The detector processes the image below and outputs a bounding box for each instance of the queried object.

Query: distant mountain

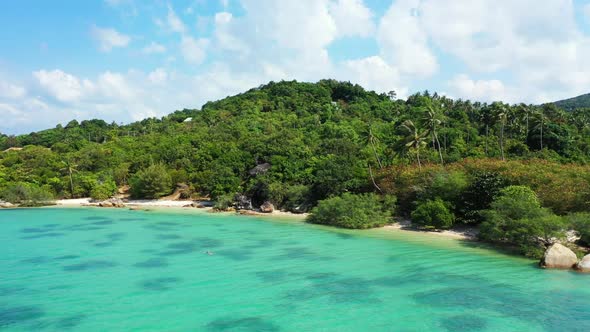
[554,93,590,111]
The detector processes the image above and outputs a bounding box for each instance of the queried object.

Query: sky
[1,0,590,134]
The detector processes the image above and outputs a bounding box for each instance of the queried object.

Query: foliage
[479,186,566,258]
[411,198,455,230]
[566,213,590,247]
[554,93,590,112]
[307,193,394,229]
[90,180,117,201]
[213,193,236,211]
[0,182,55,206]
[129,164,172,199]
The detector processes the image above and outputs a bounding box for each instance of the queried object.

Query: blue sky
[1,0,590,134]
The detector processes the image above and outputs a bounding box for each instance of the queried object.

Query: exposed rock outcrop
[235,194,252,210]
[260,201,274,213]
[249,163,271,176]
[540,243,578,269]
[99,198,125,208]
[0,200,15,208]
[576,255,590,272]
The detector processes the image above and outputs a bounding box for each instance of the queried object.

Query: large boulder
[540,243,578,269]
[234,194,252,210]
[0,200,15,208]
[99,198,125,208]
[576,255,590,272]
[248,163,271,176]
[260,201,274,213]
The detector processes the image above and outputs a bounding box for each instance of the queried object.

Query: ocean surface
[0,207,588,331]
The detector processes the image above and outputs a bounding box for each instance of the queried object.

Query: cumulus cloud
[378,0,438,77]
[340,56,407,97]
[142,41,166,54]
[448,74,509,102]
[329,0,375,38]
[91,25,130,52]
[180,36,209,64]
[33,69,94,103]
[0,80,26,99]
[167,5,186,33]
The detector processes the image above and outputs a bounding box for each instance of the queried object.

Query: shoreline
[54,198,475,240]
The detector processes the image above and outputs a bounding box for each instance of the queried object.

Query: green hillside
[554,93,590,111]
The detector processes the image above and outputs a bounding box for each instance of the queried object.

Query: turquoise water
[0,208,588,331]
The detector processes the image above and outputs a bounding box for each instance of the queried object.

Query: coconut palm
[423,105,444,164]
[492,102,507,161]
[400,120,429,170]
[60,159,78,198]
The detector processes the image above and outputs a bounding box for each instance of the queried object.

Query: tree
[400,120,429,170]
[60,159,78,198]
[423,105,444,164]
[307,193,395,229]
[129,164,173,199]
[411,198,455,230]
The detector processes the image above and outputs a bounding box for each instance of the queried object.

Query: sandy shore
[382,221,478,241]
[55,198,308,219]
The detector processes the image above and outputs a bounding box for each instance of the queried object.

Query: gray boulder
[576,255,590,272]
[234,194,252,210]
[260,201,274,213]
[540,243,578,269]
[248,163,271,176]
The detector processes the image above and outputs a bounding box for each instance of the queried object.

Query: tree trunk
[500,122,505,161]
[435,131,444,164]
[540,121,543,150]
[485,125,489,155]
[416,148,422,170]
[368,165,382,193]
[68,168,74,199]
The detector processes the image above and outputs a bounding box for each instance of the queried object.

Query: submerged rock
[540,243,578,269]
[260,201,274,213]
[576,255,590,272]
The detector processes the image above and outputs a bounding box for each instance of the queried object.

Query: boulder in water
[540,243,578,269]
[260,201,274,213]
[576,255,590,272]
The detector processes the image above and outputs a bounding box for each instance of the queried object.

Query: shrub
[479,185,566,258]
[411,198,455,230]
[129,164,173,199]
[214,193,235,211]
[306,193,394,229]
[90,180,117,201]
[459,171,506,223]
[567,213,590,246]
[0,182,55,206]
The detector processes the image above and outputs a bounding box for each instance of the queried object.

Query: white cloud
[378,0,438,77]
[220,0,229,9]
[148,68,168,84]
[180,36,209,64]
[142,41,166,54]
[341,56,407,98]
[448,74,510,102]
[0,80,26,99]
[33,69,94,103]
[329,0,375,38]
[91,26,130,52]
[167,5,186,33]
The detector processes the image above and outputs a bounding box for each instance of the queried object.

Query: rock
[239,210,259,216]
[98,198,125,208]
[0,200,15,208]
[260,201,274,213]
[234,194,252,210]
[248,163,271,176]
[540,243,578,269]
[576,255,590,272]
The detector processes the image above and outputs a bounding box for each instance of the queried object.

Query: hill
[554,93,590,111]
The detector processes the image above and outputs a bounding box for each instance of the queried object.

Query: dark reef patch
[62,260,117,272]
[133,257,169,268]
[139,277,181,291]
[255,270,290,282]
[216,249,253,261]
[439,315,487,332]
[206,317,280,332]
[55,314,86,329]
[0,305,45,328]
[54,255,80,260]
[156,234,182,240]
[20,256,51,264]
[21,232,65,240]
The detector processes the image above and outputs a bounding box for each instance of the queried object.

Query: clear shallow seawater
[0,208,588,332]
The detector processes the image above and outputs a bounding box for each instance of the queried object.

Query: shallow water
[0,208,588,331]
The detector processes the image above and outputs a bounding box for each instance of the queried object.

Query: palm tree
[61,159,78,198]
[532,109,547,150]
[492,102,507,161]
[423,105,444,164]
[367,125,383,169]
[400,120,429,170]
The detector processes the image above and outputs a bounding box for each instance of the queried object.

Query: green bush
[567,213,590,246]
[0,182,55,206]
[459,171,506,223]
[411,198,455,230]
[306,193,394,229]
[90,180,117,201]
[479,185,566,258]
[213,193,235,211]
[129,164,173,199]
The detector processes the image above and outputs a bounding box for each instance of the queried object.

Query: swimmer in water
[205,250,214,255]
